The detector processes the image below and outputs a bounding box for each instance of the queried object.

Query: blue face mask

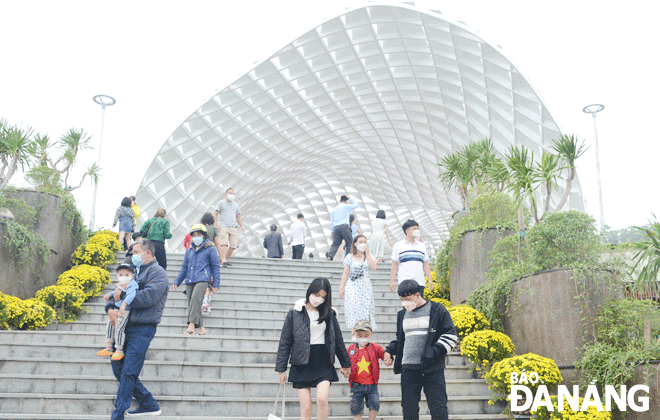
[132,253,144,268]
[192,236,204,246]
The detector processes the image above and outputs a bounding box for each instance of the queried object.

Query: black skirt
[289,344,339,389]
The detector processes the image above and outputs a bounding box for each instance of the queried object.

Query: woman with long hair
[140,208,172,270]
[339,234,378,339]
[368,209,392,262]
[276,278,351,420]
[112,197,134,251]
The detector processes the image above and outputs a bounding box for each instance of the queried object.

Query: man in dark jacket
[105,238,169,419]
[263,224,284,258]
[383,280,458,420]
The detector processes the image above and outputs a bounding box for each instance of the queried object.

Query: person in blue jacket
[173,224,221,335]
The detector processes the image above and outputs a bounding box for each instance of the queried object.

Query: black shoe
[127,403,161,416]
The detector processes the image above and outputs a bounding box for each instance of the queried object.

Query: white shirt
[308,310,326,345]
[391,239,428,286]
[290,220,307,246]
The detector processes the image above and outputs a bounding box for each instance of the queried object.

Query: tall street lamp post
[90,94,116,231]
[582,104,605,232]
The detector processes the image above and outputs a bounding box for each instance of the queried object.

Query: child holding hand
[97,263,139,361]
[346,319,384,420]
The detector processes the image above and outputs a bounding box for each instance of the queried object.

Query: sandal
[183,329,195,335]
[198,328,207,336]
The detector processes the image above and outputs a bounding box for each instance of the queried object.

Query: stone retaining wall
[0,190,77,298]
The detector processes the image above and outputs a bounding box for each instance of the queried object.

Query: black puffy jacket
[275,299,351,372]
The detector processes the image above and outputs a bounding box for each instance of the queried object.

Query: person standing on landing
[328,194,359,260]
[263,224,284,258]
[383,280,458,420]
[290,213,308,260]
[104,239,169,419]
[275,277,352,420]
[390,219,434,295]
[214,188,245,267]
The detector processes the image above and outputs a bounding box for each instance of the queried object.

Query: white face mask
[226,194,235,201]
[356,337,370,346]
[356,243,366,252]
[309,295,325,307]
[402,299,417,311]
[412,230,421,239]
[118,276,132,285]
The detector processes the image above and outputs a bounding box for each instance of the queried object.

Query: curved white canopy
[136,3,584,257]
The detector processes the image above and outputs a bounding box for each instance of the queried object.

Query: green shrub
[576,299,660,394]
[527,211,602,269]
[57,264,110,299]
[35,285,87,323]
[460,330,515,375]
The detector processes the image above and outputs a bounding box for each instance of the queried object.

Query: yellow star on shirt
[357,355,371,374]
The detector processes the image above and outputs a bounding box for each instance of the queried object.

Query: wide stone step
[81,300,404,318]
[0,357,477,381]
[0,393,503,416]
[0,415,504,420]
[0,352,476,382]
[0,374,491,398]
[44,321,398,340]
[70,304,396,331]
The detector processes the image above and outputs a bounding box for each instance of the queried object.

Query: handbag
[202,286,213,313]
[267,383,286,420]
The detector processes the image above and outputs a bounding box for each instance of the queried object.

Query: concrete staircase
[0,254,505,419]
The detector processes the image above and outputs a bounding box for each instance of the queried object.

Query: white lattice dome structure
[136,3,584,257]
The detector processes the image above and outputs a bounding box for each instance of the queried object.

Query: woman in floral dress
[339,234,378,339]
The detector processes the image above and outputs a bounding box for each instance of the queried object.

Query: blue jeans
[350,383,380,415]
[110,323,158,420]
[400,368,447,420]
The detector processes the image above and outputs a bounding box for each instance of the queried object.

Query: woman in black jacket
[276,277,351,420]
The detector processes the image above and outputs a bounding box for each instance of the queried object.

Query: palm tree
[49,128,92,187]
[631,215,660,293]
[504,145,538,230]
[535,152,562,221]
[66,163,101,192]
[551,134,588,212]
[438,151,472,209]
[0,120,35,190]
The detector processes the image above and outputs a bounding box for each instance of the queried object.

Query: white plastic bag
[267,383,285,420]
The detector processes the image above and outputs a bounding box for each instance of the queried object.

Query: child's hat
[116,263,134,273]
[354,319,372,331]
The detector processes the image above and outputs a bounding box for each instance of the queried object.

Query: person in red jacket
[346,319,384,420]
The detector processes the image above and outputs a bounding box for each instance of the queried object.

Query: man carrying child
[98,263,138,361]
[346,319,384,420]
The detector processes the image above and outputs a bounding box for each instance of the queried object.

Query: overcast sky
[1,0,658,232]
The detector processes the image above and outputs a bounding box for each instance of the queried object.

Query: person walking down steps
[173,224,221,335]
[276,277,352,420]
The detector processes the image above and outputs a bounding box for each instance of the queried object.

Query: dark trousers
[328,224,352,260]
[111,323,158,420]
[400,368,448,420]
[152,240,167,270]
[292,244,305,259]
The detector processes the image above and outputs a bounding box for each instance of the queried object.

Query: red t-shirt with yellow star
[354,347,375,385]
